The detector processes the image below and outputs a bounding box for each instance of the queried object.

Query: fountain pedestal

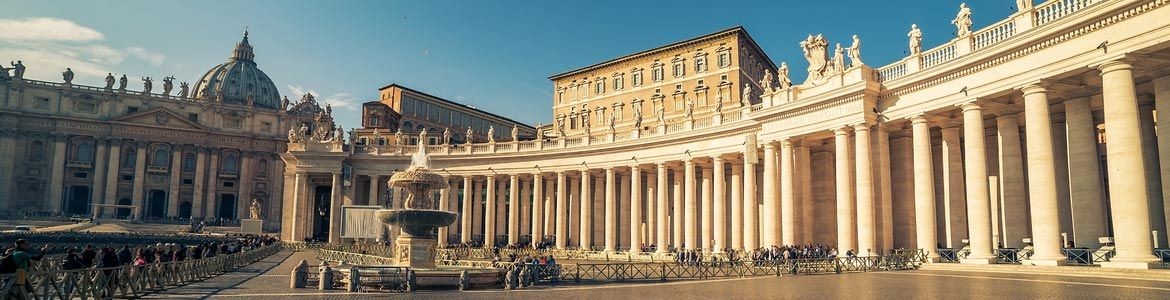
[395,236,438,269]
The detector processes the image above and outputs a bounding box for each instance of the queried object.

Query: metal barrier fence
[0,244,280,299]
[515,254,921,283]
[1156,249,1170,268]
[318,249,396,265]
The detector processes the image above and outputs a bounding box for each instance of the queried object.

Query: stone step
[918,262,1170,281]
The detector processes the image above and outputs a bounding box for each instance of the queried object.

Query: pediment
[112,107,205,130]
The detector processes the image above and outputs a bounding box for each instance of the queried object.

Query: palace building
[244,0,1170,270]
[0,31,330,230]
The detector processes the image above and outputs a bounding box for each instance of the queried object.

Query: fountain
[375,142,458,269]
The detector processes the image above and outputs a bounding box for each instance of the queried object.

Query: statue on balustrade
[608,113,616,132]
[741,83,752,107]
[249,198,262,220]
[466,127,474,144]
[281,96,290,111]
[298,123,310,141]
[178,82,190,98]
[334,126,345,143]
[419,128,428,144]
[288,128,302,143]
[952,3,973,36]
[831,43,845,74]
[0,66,9,80]
[800,34,829,82]
[142,76,153,94]
[62,68,74,84]
[656,104,666,124]
[373,129,383,146]
[714,94,723,113]
[443,128,452,144]
[10,61,25,79]
[633,103,644,129]
[162,76,174,96]
[760,69,774,93]
[536,128,544,141]
[104,73,115,89]
[511,125,519,141]
[1017,0,1032,11]
[555,120,565,138]
[394,128,404,145]
[777,62,791,89]
[118,74,128,91]
[581,114,591,134]
[487,126,496,143]
[849,35,864,66]
[684,99,694,120]
[908,24,923,55]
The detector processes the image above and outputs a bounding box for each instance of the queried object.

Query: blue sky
[0,0,1022,128]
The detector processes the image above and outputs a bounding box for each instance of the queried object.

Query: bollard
[458,270,470,291]
[290,259,308,288]
[504,268,516,290]
[319,264,333,290]
[347,266,361,292]
[406,269,416,292]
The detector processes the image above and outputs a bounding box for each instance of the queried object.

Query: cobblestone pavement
[152,250,1170,299]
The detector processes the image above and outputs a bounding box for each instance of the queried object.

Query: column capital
[852,123,871,132]
[779,139,793,148]
[1018,83,1049,96]
[712,155,725,163]
[509,173,519,180]
[1095,59,1133,74]
[763,141,777,149]
[959,101,982,113]
[831,126,851,136]
[605,167,616,173]
[909,114,930,125]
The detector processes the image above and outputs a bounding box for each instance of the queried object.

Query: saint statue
[908,24,923,55]
[394,128,404,145]
[62,68,74,84]
[777,62,791,89]
[10,61,25,79]
[741,83,753,107]
[288,128,300,143]
[714,96,724,113]
[466,127,474,144]
[684,99,695,120]
[162,76,174,96]
[952,3,973,36]
[0,66,9,81]
[831,43,845,74]
[536,128,544,140]
[608,113,616,132]
[1017,0,1032,11]
[760,69,774,93]
[104,73,115,89]
[655,104,666,124]
[487,126,496,143]
[335,126,345,143]
[325,103,332,115]
[118,74,128,92]
[249,199,262,220]
[633,104,644,129]
[178,82,190,98]
[281,96,290,110]
[581,113,591,133]
[418,128,428,144]
[555,119,565,138]
[142,76,153,94]
[511,125,519,142]
[443,128,452,144]
[298,123,309,140]
[848,35,864,66]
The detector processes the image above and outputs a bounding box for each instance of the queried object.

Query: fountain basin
[376,209,458,238]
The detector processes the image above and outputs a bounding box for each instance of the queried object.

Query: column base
[960,257,997,264]
[1101,260,1161,269]
[1023,258,1067,266]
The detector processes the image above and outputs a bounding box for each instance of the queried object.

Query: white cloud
[0,18,103,41]
[125,47,165,66]
[286,85,357,111]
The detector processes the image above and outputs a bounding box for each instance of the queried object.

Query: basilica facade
[288,0,1170,270]
[0,32,330,230]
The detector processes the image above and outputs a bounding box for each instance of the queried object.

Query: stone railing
[6,78,277,111]
[920,43,957,69]
[972,17,1017,50]
[1035,0,1103,26]
[0,244,280,299]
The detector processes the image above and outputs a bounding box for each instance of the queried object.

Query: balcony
[218,171,239,179]
[65,160,93,169]
[146,165,169,174]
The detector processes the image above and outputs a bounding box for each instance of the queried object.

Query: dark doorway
[65,185,91,216]
[217,194,237,220]
[313,186,332,242]
[146,190,166,218]
[179,201,192,218]
[117,198,132,218]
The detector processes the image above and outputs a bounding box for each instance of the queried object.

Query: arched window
[183,153,196,172]
[258,159,269,177]
[75,142,94,163]
[153,148,169,166]
[121,147,136,168]
[403,121,414,130]
[28,140,44,161]
[222,154,239,172]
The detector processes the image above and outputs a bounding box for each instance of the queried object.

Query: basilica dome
[191,31,281,109]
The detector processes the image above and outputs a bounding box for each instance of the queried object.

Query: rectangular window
[34,97,50,109]
[121,174,133,181]
[183,179,193,185]
[596,81,604,95]
[188,113,199,123]
[633,73,642,87]
[225,118,242,128]
[673,63,685,77]
[718,53,730,68]
[73,172,88,178]
[76,102,96,113]
[127,106,139,114]
[696,57,707,72]
[697,79,705,86]
[223,181,234,188]
[262,121,272,132]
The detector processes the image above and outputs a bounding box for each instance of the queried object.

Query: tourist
[117,245,132,265]
[59,249,85,270]
[80,244,97,267]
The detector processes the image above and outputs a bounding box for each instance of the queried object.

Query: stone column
[103,140,123,217]
[532,173,544,248]
[484,176,497,248]
[131,143,147,219]
[556,172,568,249]
[619,172,630,250]
[876,124,894,251]
[290,172,306,241]
[763,143,780,247]
[521,179,531,237]
[701,165,713,251]
[91,141,108,216]
[731,163,744,251]
[1098,61,1159,268]
[656,163,670,253]
[604,168,618,252]
[496,179,507,239]
[461,177,473,244]
[797,145,814,244]
[238,153,254,220]
[1020,85,1066,265]
[834,128,856,253]
[508,174,520,245]
[569,176,580,246]
[940,125,968,247]
[47,136,66,214]
[0,134,14,208]
[1064,95,1106,249]
[854,124,876,256]
[961,103,995,263]
[472,179,484,242]
[328,172,343,243]
[684,160,698,250]
[191,147,205,218]
[438,180,451,246]
[368,175,381,205]
[1157,75,1170,244]
[1139,100,1167,246]
[205,149,219,219]
[995,113,1028,248]
[744,155,759,250]
[580,169,593,249]
[167,147,182,217]
[630,165,643,252]
[646,169,657,247]
[713,157,727,252]
[780,140,797,246]
[673,168,684,249]
[911,115,939,261]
